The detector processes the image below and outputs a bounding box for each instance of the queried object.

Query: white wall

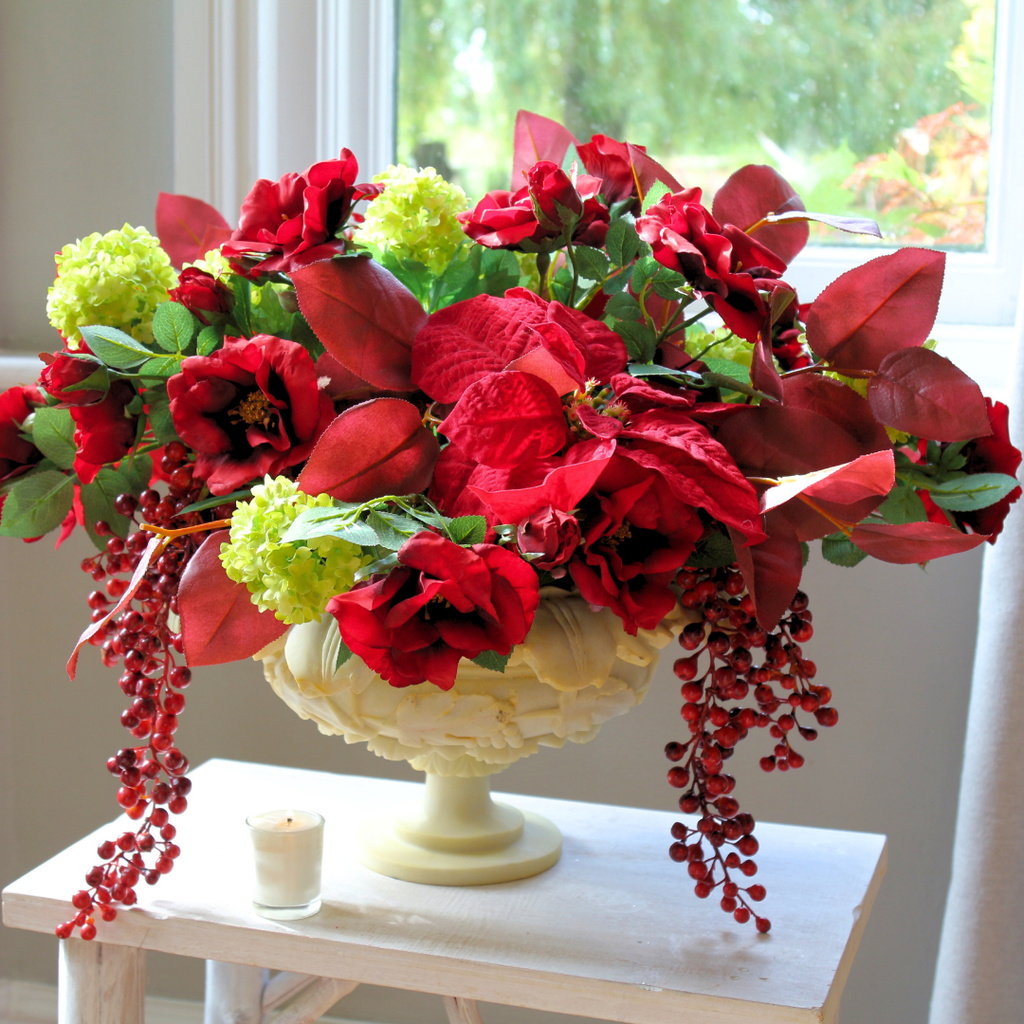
[0,4,991,1024]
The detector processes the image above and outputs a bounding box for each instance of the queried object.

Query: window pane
[396,0,995,250]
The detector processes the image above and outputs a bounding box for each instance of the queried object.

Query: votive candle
[246,809,324,920]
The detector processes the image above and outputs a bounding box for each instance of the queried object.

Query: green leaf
[548,265,575,305]
[232,276,254,336]
[649,266,690,300]
[31,406,77,470]
[605,218,642,267]
[447,515,487,545]
[0,470,75,538]
[801,541,810,567]
[601,268,630,294]
[79,326,153,369]
[471,649,511,674]
[877,484,928,524]
[640,180,671,213]
[627,362,701,382]
[335,638,353,672]
[152,302,196,353]
[120,453,153,498]
[685,530,736,568]
[604,292,643,322]
[335,520,382,546]
[196,324,222,356]
[572,246,611,282]
[821,533,869,567]
[354,550,399,580]
[612,320,658,363]
[58,365,110,396]
[177,488,252,516]
[928,473,1021,511]
[701,357,751,385]
[145,387,180,445]
[138,355,184,379]
[80,469,132,550]
[366,509,421,549]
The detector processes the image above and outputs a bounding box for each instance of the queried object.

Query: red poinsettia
[167,334,335,494]
[636,188,788,343]
[458,161,610,252]
[220,151,382,275]
[327,532,541,689]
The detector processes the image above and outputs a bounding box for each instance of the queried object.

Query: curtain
[929,277,1024,1024]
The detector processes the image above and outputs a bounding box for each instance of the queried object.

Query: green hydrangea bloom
[357,165,468,274]
[220,477,369,625]
[47,224,178,349]
[684,326,754,368]
[184,247,234,282]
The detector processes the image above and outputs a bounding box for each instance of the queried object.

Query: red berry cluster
[664,566,838,934]
[56,443,232,941]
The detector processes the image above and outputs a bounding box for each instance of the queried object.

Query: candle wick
[287,817,293,823]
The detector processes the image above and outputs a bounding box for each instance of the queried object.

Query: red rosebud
[577,134,643,205]
[71,381,139,484]
[39,351,105,406]
[221,150,383,275]
[954,399,1022,540]
[516,506,581,576]
[167,269,231,324]
[327,532,541,690]
[166,334,335,494]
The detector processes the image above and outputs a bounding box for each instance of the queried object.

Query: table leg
[204,960,267,1024]
[444,995,484,1024]
[57,939,145,1024]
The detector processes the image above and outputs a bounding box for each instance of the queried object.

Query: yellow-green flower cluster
[47,225,178,349]
[184,247,233,282]
[358,164,468,274]
[684,326,754,368]
[220,477,368,625]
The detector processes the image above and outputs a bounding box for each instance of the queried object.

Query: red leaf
[751,328,783,402]
[728,515,804,631]
[511,110,577,185]
[441,371,568,469]
[626,144,682,202]
[867,347,991,442]
[781,374,891,452]
[178,531,287,667]
[292,257,426,391]
[849,521,989,564]
[761,450,895,513]
[155,192,232,268]
[711,165,808,265]
[298,398,440,501]
[805,248,946,370]
[67,534,165,680]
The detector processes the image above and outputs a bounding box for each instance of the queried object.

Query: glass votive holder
[246,809,325,920]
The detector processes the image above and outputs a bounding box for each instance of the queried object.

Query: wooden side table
[2,759,886,1024]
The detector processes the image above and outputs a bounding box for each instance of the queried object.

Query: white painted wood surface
[203,961,265,1024]
[57,940,144,1024]
[3,759,887,1024]
[262,971,318,1013]
[271,978,357,1024]
[444,995,483,1024]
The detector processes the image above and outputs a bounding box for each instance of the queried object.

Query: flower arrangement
[3,110,1018,941]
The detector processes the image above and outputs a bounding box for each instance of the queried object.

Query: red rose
[39,351,105,406]
[636,189,788,343]
[71,381,139,484]
[0,385,44,487]
[167,269,231,324]
[577,134,643,205]
[516,506,582,576]
[327,532,541,690]
[220,151,382,275]
[167,334,335,494]
[458,161,610,252]
[954,399,1021,539]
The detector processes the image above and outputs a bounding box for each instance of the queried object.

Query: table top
[2,758,886,1024]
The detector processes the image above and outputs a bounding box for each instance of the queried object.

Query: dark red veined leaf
[314,351,379,402]
[441,371,568,469]
[781,375,891,452]
[761,450,895,513]
[729,514,803,631]
[626,143,683,203]
[155,192,232,268]
[292,257,426,391]
[67,533,165,680]
[805,248,946,370]
[298,398,440,501]
[178,531,287,667]
[512,110,577,184]
[867,346,991,442]
[711,165,808,265]
[760,210,881,239]
[849,521,989,563]
[751,328,784,402]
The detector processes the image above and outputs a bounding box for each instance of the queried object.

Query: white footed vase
[258,591,684,884]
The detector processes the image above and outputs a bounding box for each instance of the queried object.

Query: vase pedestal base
[356,773,562,885]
